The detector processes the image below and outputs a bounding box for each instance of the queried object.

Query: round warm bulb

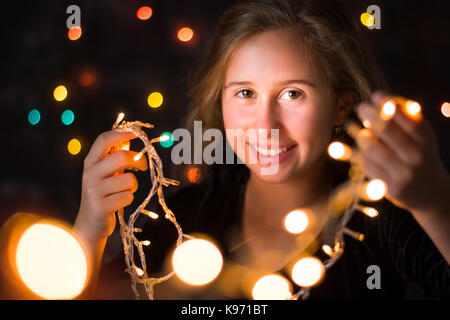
[327,141,351,161]
[15,223,88,299]
[380,101,396,120]
[172,239,223,286]
[291,257,324,287]
[441,102,450,118]
[252,274,292,300]
[283,209,309,234]
[364,179,386,201]
[363,207,379,218]
[147,92,163,108]
[53,85,68,102]
[177,27,194,42]
[68,139,81,155]
[360,13,375,27]
[405,100,421,118]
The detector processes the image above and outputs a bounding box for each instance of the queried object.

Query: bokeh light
[53,85,68,102]
[360,13,375,27]
[15,223,88,299]
[160,132,174,148]
[291,257,324,287]
[147,92,163,108]
[362,206,379,218]
[380,100,396,120]
[61,109,75,126]
[136,6,153,20]
[328,141,352,161]
[78,71,94,87]
[283,209,309,235]
[442,102,450,118]
[68,26,82,41]
[27,109,41,125]
[68,139,81,155]
[362,179,387,201]
[172,239,223,286]
[405,100,422,119]
[252,274,292,300]
[187,167,202,184]
[177,27,194,42]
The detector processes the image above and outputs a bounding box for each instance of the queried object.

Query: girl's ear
[335,91,354,126]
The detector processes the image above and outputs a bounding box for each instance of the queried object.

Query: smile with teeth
[250,144,297,156]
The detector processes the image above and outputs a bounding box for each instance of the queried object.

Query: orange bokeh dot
[187,167,201,183]
[441,102,450,118]
[137,6,153,20]
[78,71,94,87]
[68,26,82,41]
[177,27,194,42]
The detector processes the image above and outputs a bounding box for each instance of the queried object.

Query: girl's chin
[246,163,297,183]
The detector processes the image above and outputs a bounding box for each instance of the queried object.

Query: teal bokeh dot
[27,109,41,125]
[160,132,174,148]
[61,109,75,125]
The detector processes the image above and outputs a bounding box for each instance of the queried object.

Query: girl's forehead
[224,29,322,85]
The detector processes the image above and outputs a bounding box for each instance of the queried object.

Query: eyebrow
[223,79,317,89]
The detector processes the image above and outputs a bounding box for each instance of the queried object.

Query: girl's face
[222,28,343,182]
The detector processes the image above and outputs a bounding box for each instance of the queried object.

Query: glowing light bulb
[283,209,309,235]
[362,207,379,218]
[360,13,375,27]
[147,92,163,108]
[53,85,68,102]
[291,257,324,287]
[380,100,396,120]
[327,141,351,161]
[133,148,146,161]
[78,71,94,87]
[322,244,333,256]
[134,266,144,276]
[136,6,153,20]
[68,26,82,41]
[363,179,386,201]
[15,223,88,299]
[177,27,194,42]
[68,139,81,155]
[405,100,421,119]
[140,240,151,246]
[27,109,41,125]
[441,102,450,118]
[172,239,223,286]
[187,167,201,183]
[252,274,292,300]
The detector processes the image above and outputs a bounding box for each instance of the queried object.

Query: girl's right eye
[236,89,255,99]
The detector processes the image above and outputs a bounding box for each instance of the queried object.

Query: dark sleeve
[364,199,450,299]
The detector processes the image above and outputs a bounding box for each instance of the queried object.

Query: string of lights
[110,97,421,300]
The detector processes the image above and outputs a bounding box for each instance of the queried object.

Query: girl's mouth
[248,143,298,164]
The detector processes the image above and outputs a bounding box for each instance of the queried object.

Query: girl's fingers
[89,150,148,180]
[356,102,422,165]
[99,172,138,197]
[84,130,137,168]
[103,191,134,213]
[359,152,391,184]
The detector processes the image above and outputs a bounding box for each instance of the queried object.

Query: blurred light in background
[68,138,81,155]
[404,100,422,119]
[78,71,95,87]
[147,91,163,108]
[177,27,194,42]
[291,257,324,287]
[68,26,82,41]
[187,167,201,184]
[360,12,375,27]
[283,209,309,235]
[172,239,223,286]
[159,131,174,148]
[61,109,75,126]
[136,6,153,20]
[380,100,396,120]
[53,85,68,102]
[14,223,88,299]
[442,102,450,118]
[328,141,352,161]
[252,274,292,300]
[27,109,41,125]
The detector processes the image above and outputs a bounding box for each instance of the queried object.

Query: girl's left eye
[280,90,303,100]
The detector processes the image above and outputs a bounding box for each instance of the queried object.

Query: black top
[98,160,450,300]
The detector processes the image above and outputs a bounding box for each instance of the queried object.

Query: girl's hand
[74,130,148,242]
[354,91,450,214]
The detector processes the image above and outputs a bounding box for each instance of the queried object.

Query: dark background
[0,0,449,299]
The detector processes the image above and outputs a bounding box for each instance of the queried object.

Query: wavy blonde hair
[180,0,388,177]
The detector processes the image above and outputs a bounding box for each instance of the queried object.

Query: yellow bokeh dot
[147,92,163,108]
[53,85,68,102]
[68,139,81,155]
[360,13,375,27]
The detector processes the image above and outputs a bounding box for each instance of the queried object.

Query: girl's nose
[253,96,281,136]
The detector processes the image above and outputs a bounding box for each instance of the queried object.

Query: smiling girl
[73,0,450,299]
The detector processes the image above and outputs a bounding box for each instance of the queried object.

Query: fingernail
[357,103,376,124]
